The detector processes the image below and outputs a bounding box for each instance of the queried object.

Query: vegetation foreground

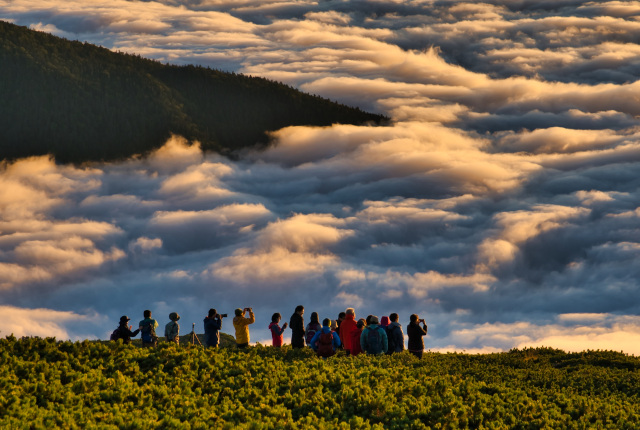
[2,336,640,429]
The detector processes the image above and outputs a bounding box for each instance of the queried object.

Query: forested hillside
[3,336,640,429]
[0,21,386,163]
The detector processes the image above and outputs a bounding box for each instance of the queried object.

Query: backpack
[316,331,335,357]
[110,327,121,341]
[141,320,157,344]
[306,323,321,345]
[365,327,384,354]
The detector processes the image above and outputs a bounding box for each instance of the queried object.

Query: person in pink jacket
[268,313,288,347]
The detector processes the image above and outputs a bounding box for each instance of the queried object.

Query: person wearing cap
[360,315,388,355]
[380,316,390,329]
[113,316,140,344]
[165,312,181,344]
[233,307,255,349]
[309,318,341,357]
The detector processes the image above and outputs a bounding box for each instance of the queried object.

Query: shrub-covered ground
[1,336,639,429]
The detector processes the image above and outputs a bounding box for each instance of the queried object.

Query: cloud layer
[1,0,640,353]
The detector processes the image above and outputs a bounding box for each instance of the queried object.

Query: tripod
[189,323,202,346]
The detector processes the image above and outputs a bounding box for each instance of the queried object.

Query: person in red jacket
[349,319,366,356]
[269,313,288,347]
[339,307,358,355]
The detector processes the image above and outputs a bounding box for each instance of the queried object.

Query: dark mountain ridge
[0,20,387,164]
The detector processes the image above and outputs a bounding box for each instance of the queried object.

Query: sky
[2,0,640,353]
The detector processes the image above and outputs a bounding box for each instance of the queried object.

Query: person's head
[338,312,346,321]
[330,320,338,331]
[366,315,373,325]
[369,315,380,325]
[410,314,419,323]
[322,318,331,327]
[310,312,319,324]
[346,308,355,317]
[272,313,281,323]
[119,315,130,324]
[356,318,366,329]
[208,309,217,318]
[295,305,304,315]
[143,310,151,318]
[380,316,390,327]
[169,312,180,322]
[235,308,243,317]
[390,313,399,323]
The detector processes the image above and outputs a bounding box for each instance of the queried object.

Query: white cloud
[2,0,640,352]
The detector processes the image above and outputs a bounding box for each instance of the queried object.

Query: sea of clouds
[2,0,640,353]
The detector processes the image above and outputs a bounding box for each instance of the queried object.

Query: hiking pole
[190,322,203,346]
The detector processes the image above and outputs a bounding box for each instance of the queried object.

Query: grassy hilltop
[0,21,386,163]
[2,336,640,429]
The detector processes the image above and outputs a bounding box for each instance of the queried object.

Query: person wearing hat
[165,312,181,344]
[360,315,388,355]
[112,316,140,345]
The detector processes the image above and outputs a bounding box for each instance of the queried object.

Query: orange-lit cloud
[2,1,640,354]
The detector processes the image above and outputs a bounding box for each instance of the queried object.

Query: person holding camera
[233,307,255,349]
[407,314,428,359]
[204,309,225,348]
[269,313,288,347]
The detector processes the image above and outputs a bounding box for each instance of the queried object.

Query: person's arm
[247,310,255,325]
[333,332,341,349]
[381,328,388,353]
[130,327,140,337]
[309,331,321,349]
[214,318,222,330]
[278,325,286,336]
[360,329,367,351]
[420,323,427,336]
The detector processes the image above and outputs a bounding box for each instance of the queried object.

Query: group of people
[271,306,428,358]
[111,306,429,358]
[110,309,180,347]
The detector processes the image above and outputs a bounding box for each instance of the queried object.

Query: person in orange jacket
[233,307,255,348]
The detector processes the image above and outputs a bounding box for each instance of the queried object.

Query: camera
[220,314,228,318]
[244,307,252,312]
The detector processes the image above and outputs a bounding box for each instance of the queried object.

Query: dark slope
[0,21,386,163]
